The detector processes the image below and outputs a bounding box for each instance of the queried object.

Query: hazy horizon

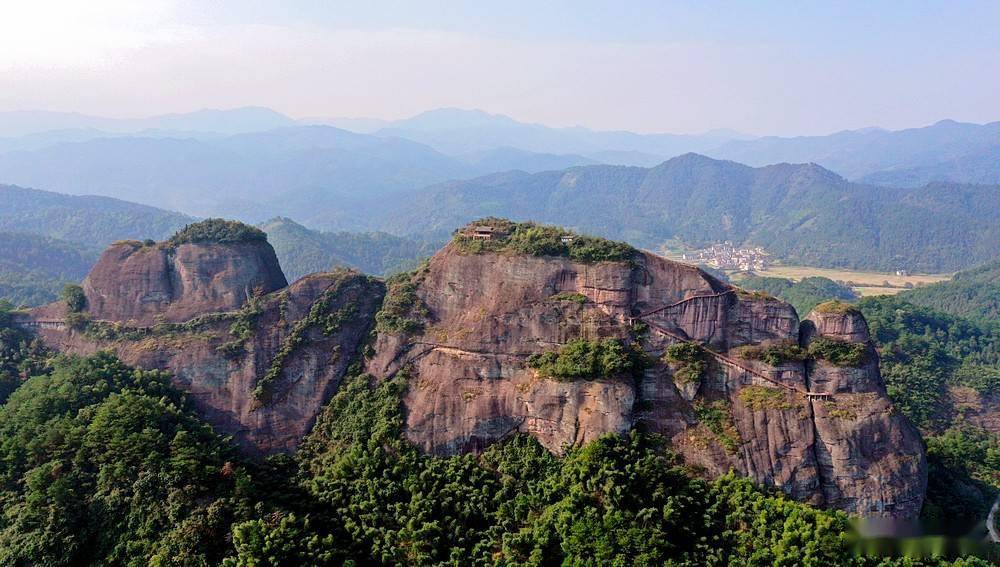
[2,104,997,141]
[2,1,998,136]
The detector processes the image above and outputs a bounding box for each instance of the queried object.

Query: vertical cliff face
[23,230,381,455]
[81,240,288,326]
[17,220,926,517]
[366,239,926,518]
[366,246,641,454]
[803,304,927,517]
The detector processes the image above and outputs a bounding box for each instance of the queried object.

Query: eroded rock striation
[22,222,382,454]
[365,223,926,517]
[81,238,288,326]
[18,219,926,517]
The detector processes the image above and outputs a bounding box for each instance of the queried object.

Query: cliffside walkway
[640,317,830,399]
[14,316,157,332]
[12,317,68,330]
[635,289,735,318]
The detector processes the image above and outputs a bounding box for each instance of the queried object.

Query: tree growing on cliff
[526,338,643,381]
[167,218,268,246]
[60,283,87,312]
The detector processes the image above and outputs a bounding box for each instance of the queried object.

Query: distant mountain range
[707,119,1000,186]
[386,154,999,273]
[0,125,603,229]
[366,108,752,161]
[0,107,297,138]
[0,107,998,274]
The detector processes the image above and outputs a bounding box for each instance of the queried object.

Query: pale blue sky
[1,1,997,135]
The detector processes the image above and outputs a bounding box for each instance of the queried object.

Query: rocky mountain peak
[79,220,287,326]
[17,219,926,517]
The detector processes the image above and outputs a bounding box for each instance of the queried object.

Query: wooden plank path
[15,309,834,400]
[640,317,831,399]
[636,289,735,318]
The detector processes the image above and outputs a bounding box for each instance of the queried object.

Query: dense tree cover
[923,427,1000,525]
[738,275,858,316]
[0,343,992,564]
[262,217,435,280]
[0,184,190,248]
[0,231,98,307]
[0,353,262,566]
[0,301,46,405]
[453,218,637,264]
[663,342,707,384]
[391,156,999,272]
[858,296,998,430]
[899,260,1000,323]
[738,340,808,366]
[244,369,991,566]
[807,337,869,367]
[61,282,87,312]
[375,264,429,334]
[0,270,68,308]
[526,338,644,381]
[168,219,268,246]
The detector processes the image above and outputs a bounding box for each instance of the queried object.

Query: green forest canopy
[168,219,268,246]
[898,260,1000,323]
[0,275,997,564]
[0,342,991,564]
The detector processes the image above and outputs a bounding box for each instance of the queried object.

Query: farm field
[669,256,953,297]
[752,265,951,288]
[730,265,952,297]
[657,246,951,295]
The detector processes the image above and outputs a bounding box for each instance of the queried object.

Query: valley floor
[660,253,953,297]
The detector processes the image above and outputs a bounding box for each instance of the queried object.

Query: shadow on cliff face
[16,218,930,520]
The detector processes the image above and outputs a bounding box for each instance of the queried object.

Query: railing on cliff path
[639,316,831,399]
[635,289,735,318]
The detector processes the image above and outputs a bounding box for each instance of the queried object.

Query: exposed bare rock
[22,237,379,455]
[17,221,927,518]
[82,240,287,326]
[803,306,927,517]
[804,304,871,343]
[366,240,926,517]
[949,386,1000,434]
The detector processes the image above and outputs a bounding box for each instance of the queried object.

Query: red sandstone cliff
[18,221,927,517]
[365,243,926,518]
[81,239,287,326]
[24,235,381,454]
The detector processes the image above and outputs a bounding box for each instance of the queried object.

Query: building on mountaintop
[469,225,495,240]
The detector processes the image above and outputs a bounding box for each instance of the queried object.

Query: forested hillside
[0,232,98,306]
[262,217,435,280]
[0,335,991,564]
[857,296,999,527]
[0,184,191,247]
[388,154,999,272]
[898,261,1000,322]
[737,275,857,316]
[858,145,1000,187]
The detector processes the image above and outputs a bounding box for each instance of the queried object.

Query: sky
[0,0,998,135]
